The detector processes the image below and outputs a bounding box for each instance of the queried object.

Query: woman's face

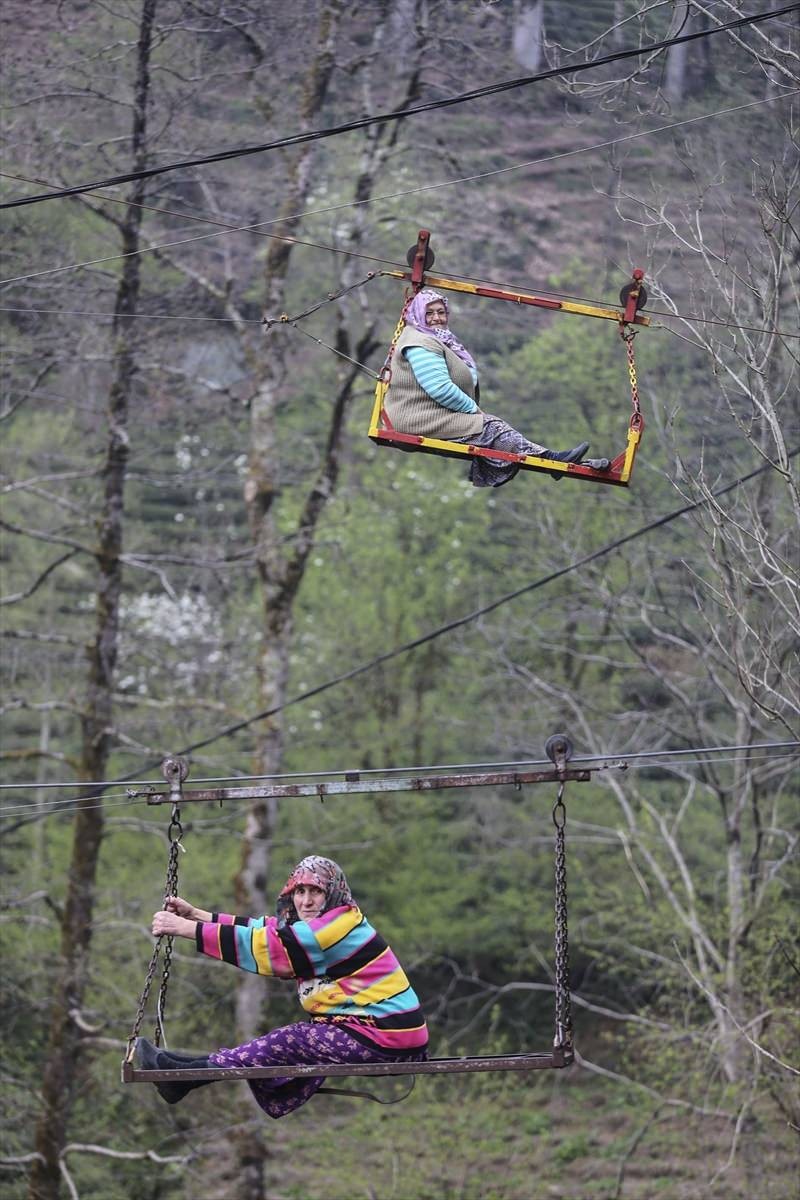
[293,883,326,921]
[425,300,448,329]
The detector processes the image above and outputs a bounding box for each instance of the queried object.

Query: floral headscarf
[276,855,354,926]
[404,289,477,371]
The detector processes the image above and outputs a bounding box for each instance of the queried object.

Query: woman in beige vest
[385,289,592,487]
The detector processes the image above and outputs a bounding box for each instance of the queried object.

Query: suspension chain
[154,801,183,1045]
[378,295,413,384]
[126,937,161,1058]
[124,799,184,1059]
[620,325,642,427]
[552,782,573,1053]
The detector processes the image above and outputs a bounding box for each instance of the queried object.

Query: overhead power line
[1,4,796,211]
[151,448,800,761]
[2,99,799,343]
[2,740,798,795]
[2,90,795,298]
[1,743,797,821]
[0,306,262,325]
[3,452,795,829]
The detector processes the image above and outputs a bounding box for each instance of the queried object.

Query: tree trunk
[227,4,425,1194]
[665,2,690,103]
[512,1,544,72]
[28,3,157,1195]
[229,8,344,1198]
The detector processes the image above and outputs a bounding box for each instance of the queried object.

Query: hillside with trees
[1,3,798,1199]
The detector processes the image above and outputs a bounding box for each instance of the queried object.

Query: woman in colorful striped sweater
[136,855,428,1118]
[385,289,593,487]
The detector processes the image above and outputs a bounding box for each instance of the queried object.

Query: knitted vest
[384,327,484,440]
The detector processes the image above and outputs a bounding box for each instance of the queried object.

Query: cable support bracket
[262,271,378,331]
[129,735,623,808]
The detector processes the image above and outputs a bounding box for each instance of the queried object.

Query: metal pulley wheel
[545,734,574,766]
[161,756,189,784]
[619,280,648,310]
[406,243,435,271]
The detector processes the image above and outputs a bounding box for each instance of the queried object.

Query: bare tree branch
[673,941,800,1077]
[574,1050,734,1120]
[0,550,80,605]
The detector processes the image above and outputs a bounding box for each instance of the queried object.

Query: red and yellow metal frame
[369,377,642,485]
[379,270,650,328]
[370,231,647,486]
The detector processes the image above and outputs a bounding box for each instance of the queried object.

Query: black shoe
[134,1037,161,1070]
[539,441,590,463]
[135,1037,213,1105]
[540,441,590,481]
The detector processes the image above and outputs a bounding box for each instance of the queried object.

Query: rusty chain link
[552,781,573,1053]
[124,800,183,1059]
[620,326,642,424]
[154,802,183,1044]
[125,940,160,1060]
[378,295,413,384]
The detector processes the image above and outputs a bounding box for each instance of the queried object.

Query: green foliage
[2,3,798,1197]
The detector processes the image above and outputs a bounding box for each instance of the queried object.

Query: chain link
[125,802,183,1058]
[620,326,641,423]
[125,940,161,1059]
[552,782,573,1053]
[154,803,183,1044]
[378,295,413,384]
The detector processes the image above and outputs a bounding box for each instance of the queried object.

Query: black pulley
[161,755,189,783]
[406,243,435,271]
[619,280,648,310]
[545,734,574,765]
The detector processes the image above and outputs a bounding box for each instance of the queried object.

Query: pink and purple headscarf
[404,289,477,371]
[276,855,354,925]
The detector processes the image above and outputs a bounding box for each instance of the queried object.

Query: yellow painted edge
[559,299,650,325]
[404,274,479,296]
[381,270,651,327]
[372,429,575,473]
[369,379,387,436]
[370,425,633,484]
[618,427,642,482]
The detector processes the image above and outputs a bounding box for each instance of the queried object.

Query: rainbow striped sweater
[195,905,428,1056]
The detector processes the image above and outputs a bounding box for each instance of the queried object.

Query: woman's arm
[165,895,212,922]
[404,346,479,413]
[151,896,212,940]
[194,912,295,978]
[152,909,196,939]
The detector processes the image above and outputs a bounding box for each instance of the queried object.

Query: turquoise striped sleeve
[404,346,479,413]
[196,916,294,977]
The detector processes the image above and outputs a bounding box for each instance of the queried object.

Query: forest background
[1,2,798,1200]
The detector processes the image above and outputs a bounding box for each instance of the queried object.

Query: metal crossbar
[379,269,650,327]
[122,1048,571,1084]
[129,766,590,806]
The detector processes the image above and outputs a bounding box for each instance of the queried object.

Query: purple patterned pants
[457,414,548,488]
[210,1022,427,1119]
